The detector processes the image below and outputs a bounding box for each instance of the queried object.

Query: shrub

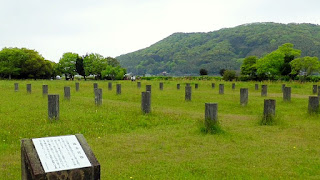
[222,70,237,81]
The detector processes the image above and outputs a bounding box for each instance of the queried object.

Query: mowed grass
[1,80,320,179]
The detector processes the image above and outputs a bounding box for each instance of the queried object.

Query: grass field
[1,80,320,179]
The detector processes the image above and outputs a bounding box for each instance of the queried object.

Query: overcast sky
[1,0,320,62]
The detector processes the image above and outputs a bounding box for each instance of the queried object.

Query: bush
[199,69,208,76]
[222,70,237,81]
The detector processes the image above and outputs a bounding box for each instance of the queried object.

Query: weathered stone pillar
[185,86,192,101]
[64,86,71,100]
[308,96,319,114]
[212,83,215,89]
[283,87,291,102]
[263,99,276,121]
[108,82,112,90]
[27,84,31,94]
[282,84,286,92]
[146,85,151,92]
[137,82,141,88]
[75,82,79,91]
[141,91,151,114]
[255,84,259,90]
[93,83,98,89]
[116,84,121,95]
[177,84,180,90]
[48,94,59,120]
[186,83,190,87]
[94,88,102,106]
[313,85,318,94]
[14,83,19,92]
[159,82,163,90]
[318,86,320,97]
[195,84,199,89]
[42,85,48,96]
[261,85,267,97]
[232,83,235,90]
[219,84,224,94]
[240,88,248,106]
[205,103,218,129]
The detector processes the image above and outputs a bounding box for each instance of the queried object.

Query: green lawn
[1,80,320,179]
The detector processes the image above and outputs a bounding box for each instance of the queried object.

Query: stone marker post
[108,82,112,90]
[177,84,180,90]
[21,134,100,180]
[283,87,291,102]
[27,84,31,94]
[240,88,248,106]
[93,83,98,89]
[212,83,215,89]
[282,84,286,92]
[141,91,151,114]
[232,83,235,90]
[318,86,320,97]
[255,84,259,90]
[14,83,19,92]
[308,96,319,114]
[42,85,48,96]
[75,82,79,92]
[261,85,267,97]
[116,84,121,95]
[137,82,141,89]
[263,99,276,121]
[313,85,318,94]
[64,87,71,100]
[94,88,102,106]
[186,83,190,87]
[219,84,224,94]
[48,94,59,120]
[159,82,163,90]
[195,84,199,89]
[146,85,151,92]
[205,103,218,129]
[185,85,192,101]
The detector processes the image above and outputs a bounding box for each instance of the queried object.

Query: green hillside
[117,22,320,75]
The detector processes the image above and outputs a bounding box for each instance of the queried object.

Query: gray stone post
[146,85,151,92]
[283,87,291,102]
[186,83,190,87]
[177,84,180,90]
[27,84,31,94]
[212,83,215,89]
[108,82,112,90]
[205,103,218,129]
[185,86,192,101]
[116,84,121,95]
[137,82,141,88]
[48,94,59,120]
[308,96,319,114]
[64,86,71,100]
[261,85,267,97]
[219,84,224,94]
[232,83,235,90]
[313,85,318,94]
[159,82,163,90]
[94,88,102,106]
[141,91,151,114]
[14,83,19,92]
[281,84,286,92]
[264,99,276,121]
[195,84,198,89]
[240,88,248,106]
[75,82,79,91]
[255,84,259,90]
[318,86,320,97]
[93,83,98,89]
[42,85,48,96]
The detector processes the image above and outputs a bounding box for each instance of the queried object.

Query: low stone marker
[263,99,276,121]
[177,84,180,90]
[27,84,32,94]
[261,85,267,97]
[313,85,318,94]
[75,82,79,91]
[21,134,100,180]
[195,84,199,89]
[94,88,102,106]
[185,86,192,101]
[240,88,248,106]
[186,83,190,87]
[212,83,215,89]
[146,85,151,92]
[283,87,291,102]
[232,83,235,90]
[205,103,218,129]
[282,84,286,92]
[93,83,98,89]
[141,91,151,114]
[42,85,48,96]
[48,94,59,120]
[64,86,71,100]
[116,84,121,95]
[14,83,19,92]
[219,84,224,94]
[308,96,319,114]
[108,82,112,90]
[137,82,141,88]
[318,86,320,97]
[159,82,163,90]
[255,84,259,90]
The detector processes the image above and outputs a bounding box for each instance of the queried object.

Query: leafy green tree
[199,68,208,76]
[76,56,86,80]
[83,53,108,79]
[223,70,237,81]
[58,52,78,80]
[290,56,320,78]
[240,56,258,79]
[0,48,24,79]
[106,57,120,67]
[101,65,126,80]
[219,69,226,76]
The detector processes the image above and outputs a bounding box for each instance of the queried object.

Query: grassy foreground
[0,80,320,179]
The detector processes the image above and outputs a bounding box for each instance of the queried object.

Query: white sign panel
[32,135,91,173]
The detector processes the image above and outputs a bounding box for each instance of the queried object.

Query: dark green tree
[199,68,208,76]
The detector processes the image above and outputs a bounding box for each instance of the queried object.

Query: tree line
[0,47,126,80]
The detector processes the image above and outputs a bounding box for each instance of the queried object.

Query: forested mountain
[116,22,320,75]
